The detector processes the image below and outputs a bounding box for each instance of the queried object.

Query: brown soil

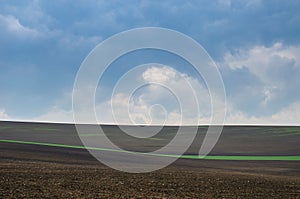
[0,144,299,198]
[1,122,299,198]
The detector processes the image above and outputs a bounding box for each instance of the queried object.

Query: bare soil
[1,122,299,198]
[0,143,299,198]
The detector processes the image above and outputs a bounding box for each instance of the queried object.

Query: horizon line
[0,119,299,127]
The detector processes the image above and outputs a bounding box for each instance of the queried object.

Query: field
[0,121,299,198]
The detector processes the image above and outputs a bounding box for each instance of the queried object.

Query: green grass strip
[1,139,299,161]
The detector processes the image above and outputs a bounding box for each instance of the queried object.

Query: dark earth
[0,121,299,198]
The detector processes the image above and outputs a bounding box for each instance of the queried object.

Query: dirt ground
[0,143,299,198]
[1,122,299,198]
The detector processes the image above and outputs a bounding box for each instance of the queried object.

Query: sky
[0,0,300,125]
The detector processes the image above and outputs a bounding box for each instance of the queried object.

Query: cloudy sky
[0,0,299,125]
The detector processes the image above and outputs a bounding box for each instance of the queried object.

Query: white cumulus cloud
[96,66,212,125]
[27,60,300,125]
[221,43,300,116]
[226,102,300,125]
[0,14,40,37]
[0,109,10,120]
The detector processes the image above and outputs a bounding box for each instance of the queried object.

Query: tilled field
[0,143,299,198]
[1,160,300,198]
[0,122,300,198]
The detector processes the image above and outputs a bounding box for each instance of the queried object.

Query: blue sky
[0,0,300,124]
